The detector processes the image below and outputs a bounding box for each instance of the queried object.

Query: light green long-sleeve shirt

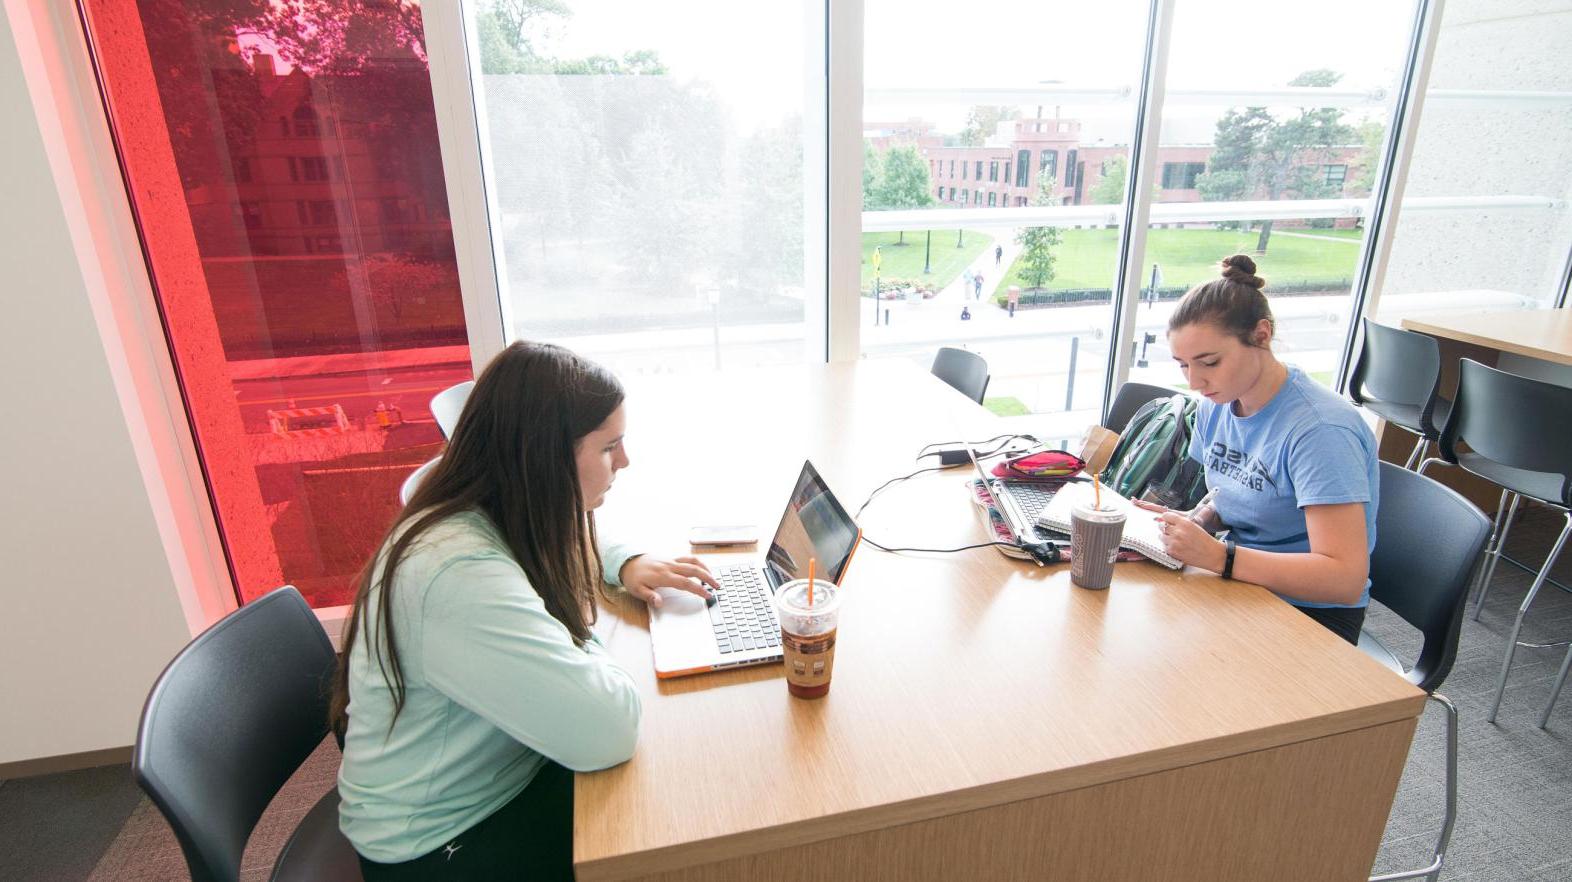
[337,510,643,863]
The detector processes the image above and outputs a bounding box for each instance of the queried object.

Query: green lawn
[861,230,993,292]
[995,227,1360,298]
[983,396,1030,417]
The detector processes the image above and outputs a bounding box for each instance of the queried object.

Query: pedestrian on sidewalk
[962,267,973,295]
[1007,285,1021,318]
[994,244,1003,265]
[973,271,985,300]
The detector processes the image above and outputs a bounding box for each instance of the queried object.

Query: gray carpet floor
[4,504,1569,881]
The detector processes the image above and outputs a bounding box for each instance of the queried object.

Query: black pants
[358,761,573,882]
[1297,604,1366,645]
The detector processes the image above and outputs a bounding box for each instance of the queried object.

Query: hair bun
[1219,254,1266,289]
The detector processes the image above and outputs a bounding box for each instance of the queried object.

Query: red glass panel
[79,0,470,608]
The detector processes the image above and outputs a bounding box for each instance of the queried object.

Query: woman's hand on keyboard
[619,555,721,608]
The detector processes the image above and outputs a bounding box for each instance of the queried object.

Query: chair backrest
[400,456,441,506]
[430,380,475,441]
[1369,462,1491,693]
[1103,381,1177,433]
[930,347,989,404]
[133,587,336,882]
[1348,318,1445,435]
[1439,358,1572,506]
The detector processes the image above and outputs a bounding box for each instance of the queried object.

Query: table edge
[573,691,1424,881]
[1401,314,1572,366]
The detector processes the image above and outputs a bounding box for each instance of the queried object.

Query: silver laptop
[649,460,862,679]
[968,447,1061,545]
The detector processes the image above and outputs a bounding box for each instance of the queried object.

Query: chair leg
[1487,513,1572,723]
[1403,436,1427,471]
[1541,644,1572,730]
[1368,692,1457,882]
[1473,492,1518,622]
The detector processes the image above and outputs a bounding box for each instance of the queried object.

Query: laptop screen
[764,461,861,588]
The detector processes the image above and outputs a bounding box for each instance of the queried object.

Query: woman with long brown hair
[333,341,718,880]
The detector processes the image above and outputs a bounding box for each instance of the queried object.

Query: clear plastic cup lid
[776,579,840,623]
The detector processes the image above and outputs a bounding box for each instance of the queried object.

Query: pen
[1189,488,1218,524]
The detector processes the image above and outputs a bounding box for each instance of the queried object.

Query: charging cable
[856,433,1060,563]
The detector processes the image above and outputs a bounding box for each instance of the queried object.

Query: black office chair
[1103,381,1177,434]
[1348,318,1452,470]
[1360,463,1490,882]
[930,347,989,404]
[1421,358,1572,727]
[133,586,363,882]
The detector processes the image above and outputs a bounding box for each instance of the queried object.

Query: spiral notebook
[1035,481,1183,569]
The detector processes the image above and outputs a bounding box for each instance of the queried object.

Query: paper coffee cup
[1070,503,1126,590]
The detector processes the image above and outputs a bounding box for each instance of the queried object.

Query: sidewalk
[929,227,1021,317]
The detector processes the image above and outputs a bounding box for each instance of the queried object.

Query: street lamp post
[871,245,883,327]
[923,230,932,274]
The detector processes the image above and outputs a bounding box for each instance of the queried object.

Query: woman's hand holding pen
[1132,489,1222,533]
[1152,512,1227,572]
[1134,490,1227,572]
[619,555,721,608]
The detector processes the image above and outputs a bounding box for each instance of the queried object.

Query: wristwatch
[1221,538,1237,580]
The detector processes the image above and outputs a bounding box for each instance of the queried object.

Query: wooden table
[1401,308,1572,368]
[578,360,1422,882]
[1375,308,1572,507]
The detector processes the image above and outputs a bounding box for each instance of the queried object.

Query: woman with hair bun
[1142,255,1379,644]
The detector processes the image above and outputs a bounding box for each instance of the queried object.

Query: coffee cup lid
[1071,502,1127,523]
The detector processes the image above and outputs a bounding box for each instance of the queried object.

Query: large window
[432,0,1562,428]
[80,0,470,608]
[1126,0,1417,394]
[464,0,826,376]
[861,0,1147,434]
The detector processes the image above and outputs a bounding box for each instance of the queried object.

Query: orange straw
[808,558,816,607]
[1094,474,1102,510]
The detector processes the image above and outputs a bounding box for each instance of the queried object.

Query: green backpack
[1100,394,1207,509]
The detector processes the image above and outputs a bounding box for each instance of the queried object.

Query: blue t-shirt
[1187,367,1379,609]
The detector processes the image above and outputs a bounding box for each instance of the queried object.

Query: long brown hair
[1168,254,1273,347]
[330,341,625,736]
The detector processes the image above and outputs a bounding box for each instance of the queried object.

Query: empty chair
[400,456,441,506]
[1360,463,1490,882]
[1103,381,1177,434]
[430,380,475,441]
[133,586,363,882]
[1348,318,1451,469]
[1423,358,1572,725]
[930,347,989,404]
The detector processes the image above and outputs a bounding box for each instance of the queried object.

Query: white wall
[0,7,193,767]
[1380,0,1572,308]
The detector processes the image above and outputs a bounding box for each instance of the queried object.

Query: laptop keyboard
[1005,482,1060,520]
[707,566,781,655]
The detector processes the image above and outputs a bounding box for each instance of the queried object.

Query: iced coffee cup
[775,579,840,699]
[1070,503,1126,590]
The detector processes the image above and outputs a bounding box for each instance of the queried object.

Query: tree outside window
[1194,69,1355,251]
